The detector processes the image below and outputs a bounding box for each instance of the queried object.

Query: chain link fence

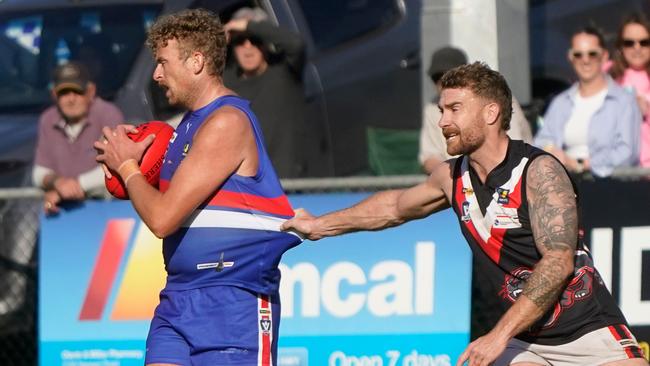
[0,196,40,366]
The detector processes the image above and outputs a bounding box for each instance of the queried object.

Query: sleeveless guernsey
[451,140,627,345]
[158,95,301,294]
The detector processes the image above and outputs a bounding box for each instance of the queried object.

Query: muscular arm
[494,155,577,338]
[282,163,452,240]
[99,107,257,238]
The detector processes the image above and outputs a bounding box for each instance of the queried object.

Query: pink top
[617,68,650,167]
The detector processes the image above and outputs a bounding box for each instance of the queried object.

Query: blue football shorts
[145,285,280,365]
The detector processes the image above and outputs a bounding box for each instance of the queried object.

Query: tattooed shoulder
[526,155,578,254]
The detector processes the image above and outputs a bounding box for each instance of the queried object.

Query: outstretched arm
[281,165,451,240]
[456,155,576,366]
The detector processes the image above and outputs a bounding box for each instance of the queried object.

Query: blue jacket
[534,77,641,177]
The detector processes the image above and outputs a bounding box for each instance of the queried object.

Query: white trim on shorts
[495,324,645,366]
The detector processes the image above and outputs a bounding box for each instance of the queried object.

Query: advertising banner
[580,179,650,357]
[39,193,472,366]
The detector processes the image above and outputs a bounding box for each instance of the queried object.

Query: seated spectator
[608,14,650,167]
[33,61,124,214]
[419,46,533,173]
[223,7,307,178]
[535,26,641,177]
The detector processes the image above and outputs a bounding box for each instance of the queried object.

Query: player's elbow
[148,219,179,239]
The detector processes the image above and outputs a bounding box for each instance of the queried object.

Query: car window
[297,0,401,50]
[0,5,161,112]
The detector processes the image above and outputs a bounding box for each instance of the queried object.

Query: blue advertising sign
[39,193,471,366]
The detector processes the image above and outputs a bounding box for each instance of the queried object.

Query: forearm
[126,174,174,238]
[312,190,406,239]
[33,165,56,189]
[247,21,303,55]
[78,166,107,196]
[493,253,572,338]
[247,20,305,73]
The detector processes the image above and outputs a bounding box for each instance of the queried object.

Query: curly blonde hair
[146,8,227,77]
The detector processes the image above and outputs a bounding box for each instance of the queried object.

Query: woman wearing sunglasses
[609,14,650,167]
[535,26,641,177]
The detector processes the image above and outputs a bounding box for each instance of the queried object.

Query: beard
[160,82,193,109]
[444,121,486,156]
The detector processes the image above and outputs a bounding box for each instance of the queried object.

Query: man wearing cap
[419,46,533,173]
[33,61,124,214]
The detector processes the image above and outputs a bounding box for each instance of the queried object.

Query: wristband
[124,171,143,186]
[117,159,140,180]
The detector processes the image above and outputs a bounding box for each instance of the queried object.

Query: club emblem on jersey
[499,267,532,302]
[496,188,510,204]
[260,319,271,334]
[182,143,190,156]
[461,201,471,222]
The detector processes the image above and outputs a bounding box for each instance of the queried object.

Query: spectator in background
[223,7,307,178]
[609,14,650,167]
[535,27,641,177]
[419,46,533,173]
[33,61,123,214]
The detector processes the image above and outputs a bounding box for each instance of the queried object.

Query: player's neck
[467,133,510,183]
[188,79,231,111]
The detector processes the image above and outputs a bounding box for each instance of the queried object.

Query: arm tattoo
[523,255,570,309]
[523,156,577,309]
[527,156,577,253]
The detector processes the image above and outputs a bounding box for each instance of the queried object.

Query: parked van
[0,0,422,188]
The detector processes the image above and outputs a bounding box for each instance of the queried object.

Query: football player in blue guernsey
[94,8,302,366]
[282,62,648,366]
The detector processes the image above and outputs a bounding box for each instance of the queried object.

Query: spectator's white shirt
[563,88,607,160]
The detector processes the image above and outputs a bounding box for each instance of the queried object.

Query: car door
[286,0,422,176]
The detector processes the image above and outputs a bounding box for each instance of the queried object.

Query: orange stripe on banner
[78,219,134,320]
[110,224,166,320]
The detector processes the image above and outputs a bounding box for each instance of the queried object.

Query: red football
[105,121,174,199]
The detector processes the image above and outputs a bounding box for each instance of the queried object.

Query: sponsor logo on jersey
[260,319,271,333]
[461,201,471,222]
[496,188,510,204]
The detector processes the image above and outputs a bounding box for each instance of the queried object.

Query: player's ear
[191,51,205,75]
[483,102,500,126]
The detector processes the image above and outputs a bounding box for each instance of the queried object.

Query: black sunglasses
[622,38,650,48]
[230,34,264,47]
[570,50,602,60]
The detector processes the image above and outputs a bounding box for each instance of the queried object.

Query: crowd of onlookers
[32,8,650,214]
[420,13,650,179]
[34,7,306,214]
